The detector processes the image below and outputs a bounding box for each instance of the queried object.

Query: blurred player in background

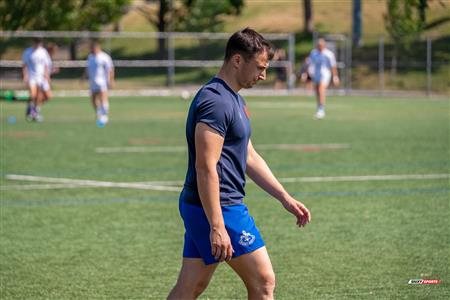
[22,37,52,122]
[40,42,59,104]
[300,38,339,119]
[168,28,311,300]
[46,42,60,76]
[273,48,289,89]
[86,41,114,127]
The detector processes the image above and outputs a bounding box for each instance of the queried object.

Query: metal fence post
[106,36,111,54]
[288,33,295,90]
[167,32,175,87]
[346,35,352,94]
[378,36,384,96]
[426,37,432,97]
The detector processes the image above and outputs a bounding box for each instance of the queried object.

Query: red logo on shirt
[243,105,250,119]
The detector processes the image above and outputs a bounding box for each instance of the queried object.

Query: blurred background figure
[300,38,339,119]
[46,42,60,76]
[22,37,52,122]
[273,48,289,89]
[86,41,114,127]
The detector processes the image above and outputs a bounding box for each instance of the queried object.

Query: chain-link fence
[1,30,448,96]
[0,30,295,95]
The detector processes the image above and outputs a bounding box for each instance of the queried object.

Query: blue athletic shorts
[179,201,265,265]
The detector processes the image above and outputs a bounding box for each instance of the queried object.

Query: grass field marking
[279,173,450,183]
[250,101,316,108]
[0,183,94,191]
[135,180,185,186]
[4,173,448,192]
[5,174,181,192]
[95,146,186,153]
[95,143,350,154]
[256,143,350,151]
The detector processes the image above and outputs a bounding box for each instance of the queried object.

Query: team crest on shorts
[238,230,255,246]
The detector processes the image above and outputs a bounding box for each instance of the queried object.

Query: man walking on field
[86,41,114,127]
[168,28,311,300]
[22,37,52,122]
[301,38,339,119]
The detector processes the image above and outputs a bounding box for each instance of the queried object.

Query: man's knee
[260,270,276,294]
[249,270,276,296]
[170,277,210,299]
[192,278,210,297]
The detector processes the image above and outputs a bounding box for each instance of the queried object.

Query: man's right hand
[210,226,234,262]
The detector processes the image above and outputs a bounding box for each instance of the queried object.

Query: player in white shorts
[86,41,114,127]
[22,38,52,122]
[301,38,339,119]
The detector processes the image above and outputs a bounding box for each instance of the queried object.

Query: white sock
[102,103,109,115]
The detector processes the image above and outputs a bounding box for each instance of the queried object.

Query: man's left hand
[282,197,311,228]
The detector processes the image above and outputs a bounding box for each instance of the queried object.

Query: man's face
[317,40,326,52]
[237,50,269,89]
[91,45,100,54]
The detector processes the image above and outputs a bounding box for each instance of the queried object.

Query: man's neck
[216,67,241,93]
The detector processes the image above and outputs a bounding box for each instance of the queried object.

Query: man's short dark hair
[33,37,43,44]
[224,27,274,62]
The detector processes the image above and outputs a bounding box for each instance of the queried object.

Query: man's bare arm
[195,122,234,261]
[246,139,311,227]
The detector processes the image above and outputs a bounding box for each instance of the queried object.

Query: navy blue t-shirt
[180,77,251,206]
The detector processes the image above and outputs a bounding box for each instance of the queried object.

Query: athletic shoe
[314,110,325,119]
[34,113,44,123]
[100,114,109,124]
[25,104,33,121]
[26,107,38,122]
[96,119,106,128]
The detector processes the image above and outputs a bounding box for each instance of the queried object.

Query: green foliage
[0,0,130,31]
[177,0,244,32]
[176,0,244,32]
[384,0,426,50]
[63,0,130,31]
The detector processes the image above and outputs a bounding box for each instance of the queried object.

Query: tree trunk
[390,45,397,79]
[418,0,427,25]
[157,0,167,59]
[69,40,77,60]
[303,0,313,33]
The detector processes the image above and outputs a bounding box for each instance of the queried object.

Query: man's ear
[231,53,242,69]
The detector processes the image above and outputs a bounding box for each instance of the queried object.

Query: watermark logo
[408,279,441,285]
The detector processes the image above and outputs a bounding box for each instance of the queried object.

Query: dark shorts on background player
[179,201,265,265]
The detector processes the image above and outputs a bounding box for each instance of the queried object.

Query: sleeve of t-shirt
[22,49,28,64]
[106,54,113,69]
[45,51,52,70]
[196,89,233,137]
[328,50,337,67]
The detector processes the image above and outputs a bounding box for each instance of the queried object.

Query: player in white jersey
[22,38,52,122]
[300,38,339,119]
[86,41,114,127]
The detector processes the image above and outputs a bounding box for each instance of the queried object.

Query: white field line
[256,144,350,151]
[5,175,181,192]
[135,180,185,186]
[96,146,186,153]
[95,143,350,154]
[0,183,94,190]
[278,173,450,183]
[3,173,449,192]
[250,102,315,108]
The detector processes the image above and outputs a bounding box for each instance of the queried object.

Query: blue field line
[1,186,448,207]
